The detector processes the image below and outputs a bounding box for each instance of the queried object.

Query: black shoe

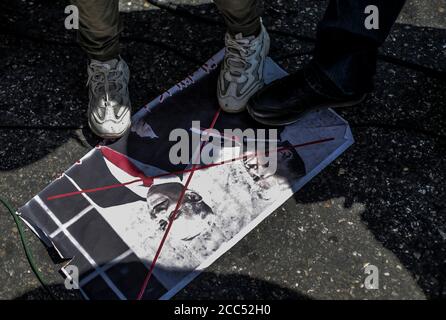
[247,67,366,126]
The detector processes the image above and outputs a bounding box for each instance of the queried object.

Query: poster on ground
[18,51,354,299]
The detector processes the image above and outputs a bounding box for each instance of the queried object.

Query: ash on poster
[18,51,354,300]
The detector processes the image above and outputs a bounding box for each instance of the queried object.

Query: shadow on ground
[0,0,445,299]
[14,264,310,300]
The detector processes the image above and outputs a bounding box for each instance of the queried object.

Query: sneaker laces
[225,34,256,83]
[87,61,123,108]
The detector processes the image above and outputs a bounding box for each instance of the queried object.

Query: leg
[71,0,122,61]
[71,0,131,138]
[314,0,407,95]
[247,0,407,126]
[214,0,263,37]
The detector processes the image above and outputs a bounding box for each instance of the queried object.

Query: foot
[217,23,270,113]
[87,57,131,139]
[247,67,366,126]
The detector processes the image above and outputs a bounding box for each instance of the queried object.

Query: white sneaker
[87,57,131,139]
[217,23,270,113]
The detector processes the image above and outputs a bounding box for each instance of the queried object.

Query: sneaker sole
[88,117,132,140]
[247,94,367,126]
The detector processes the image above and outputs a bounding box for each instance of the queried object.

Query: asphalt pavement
[0,0,445,299]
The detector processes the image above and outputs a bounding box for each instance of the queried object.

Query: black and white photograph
[0,0,444,307]
[16,55,353,299]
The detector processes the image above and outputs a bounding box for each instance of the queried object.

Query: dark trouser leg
[312,0,406,95]
[71,0,122,61]
[213,0,263,36]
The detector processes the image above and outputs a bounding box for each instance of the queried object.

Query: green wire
[0,196,56,300]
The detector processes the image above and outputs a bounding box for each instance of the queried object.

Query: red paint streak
[46,137,334,201]
[100,146,154,187]
[136,108,221,300]
[47,179,143,201]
